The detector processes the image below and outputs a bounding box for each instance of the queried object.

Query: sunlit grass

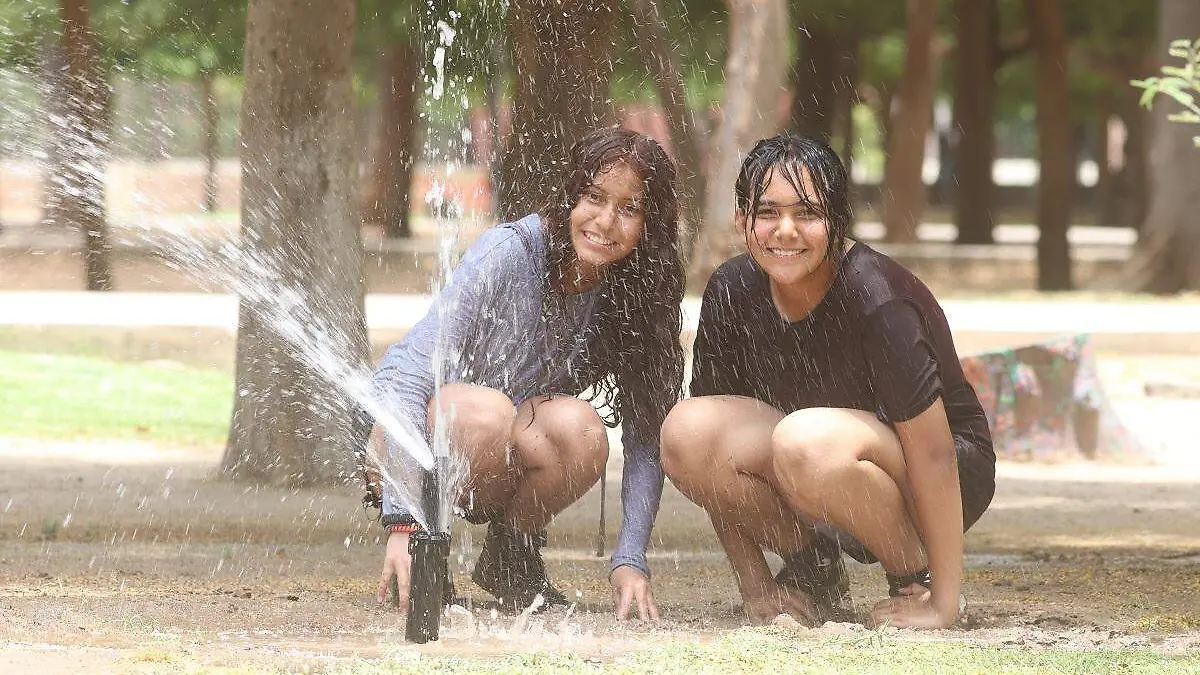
[0,349,232,445]
[124,628,1200,675]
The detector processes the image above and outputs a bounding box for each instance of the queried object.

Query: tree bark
[627,0,709,257]
[790,21,838,142]
[953,0,997,244]
[1123,0,1200,292]
[881,0,939,243]
[1121,94,1150,230]
[483,36,507,208]
[695,0,790,273]
[59,0,112,291]
[836,31,861,182]
[498,0,619,221]
[1092,89,1113,226]
[1025,0,1073,290]
[223,0,368,486]
[367,42,420,238]
[200,71,220,213]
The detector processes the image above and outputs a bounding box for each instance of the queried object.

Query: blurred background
[1,0,1198,486]
[0,0,1196,298]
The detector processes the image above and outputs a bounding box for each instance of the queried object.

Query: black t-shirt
[691,242,994,462]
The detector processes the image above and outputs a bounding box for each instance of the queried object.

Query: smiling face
[737,167,834,291]
[567,160,646,284]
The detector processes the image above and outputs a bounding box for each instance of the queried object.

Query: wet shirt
[691,243,993,459]
[372,214,665,577]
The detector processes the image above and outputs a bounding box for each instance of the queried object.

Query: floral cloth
[960,334,1141,461]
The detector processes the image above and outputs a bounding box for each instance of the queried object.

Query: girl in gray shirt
[366,128,683,620]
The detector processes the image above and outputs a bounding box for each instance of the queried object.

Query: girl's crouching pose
[662,135,995,629]
[365,127,684,620]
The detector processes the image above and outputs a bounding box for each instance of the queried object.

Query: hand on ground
[869,583,958,629]
[376,531,412,610]
[741,581,819,625]
[611,565,659,620]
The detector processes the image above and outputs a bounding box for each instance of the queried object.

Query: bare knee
[429,383,515,439]
[515,396,608,472]
[660,398,722,482]
[771,409,858,490]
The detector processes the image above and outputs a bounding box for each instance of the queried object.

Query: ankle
[885,568,932,597]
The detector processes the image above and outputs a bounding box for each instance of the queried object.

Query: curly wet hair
[538,127,685,443]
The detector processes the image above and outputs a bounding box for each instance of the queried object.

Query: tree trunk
[1121,94,1150,231]
[498,0,619,221]
[59,0,112,291]
[223,0,368,486]
[628,0,709,257]
[953,0,997,244]
[695,0,790,273]
[1092,90,1113,226]
[200,71,220,213]
[38,39,67,230]
[367,42,420,238]
[483,36,507,209]
[836,31,861,181]
[1025,0,1073,290]
[1123,0,1200,292]
[790,22,838,141]
[881,0,939,243]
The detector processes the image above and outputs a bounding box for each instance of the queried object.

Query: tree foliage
[1133,37,1200,147]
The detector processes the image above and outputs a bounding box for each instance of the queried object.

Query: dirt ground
[2,247,1200,672]
[2,432,1200,674]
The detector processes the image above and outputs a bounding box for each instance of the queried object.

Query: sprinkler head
[405,529,452,643]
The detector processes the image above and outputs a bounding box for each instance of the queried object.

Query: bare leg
[768,408,926,576]
[428,383,520,523]
[661,396,817,620]
[430,385,608,533]
[503,395,609,533]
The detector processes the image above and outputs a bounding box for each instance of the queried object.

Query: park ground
[1,225,1200,673]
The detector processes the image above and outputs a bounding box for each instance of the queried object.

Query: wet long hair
[538,127,685,441]
[734,134,853,267]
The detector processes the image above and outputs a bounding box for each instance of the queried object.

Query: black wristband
[381,512,417,528]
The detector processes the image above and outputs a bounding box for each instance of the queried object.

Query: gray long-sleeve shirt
[371,214,664,578]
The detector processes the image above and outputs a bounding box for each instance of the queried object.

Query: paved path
[2,291,1198,335]
[1,221,1137,261]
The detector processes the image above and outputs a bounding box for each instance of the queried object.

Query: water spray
[396,9,466,644]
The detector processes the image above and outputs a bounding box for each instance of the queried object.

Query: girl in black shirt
[661,135,995,629]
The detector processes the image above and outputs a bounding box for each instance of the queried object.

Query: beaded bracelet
[386,522,419,534]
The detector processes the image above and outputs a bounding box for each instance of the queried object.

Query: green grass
[0,349,232,445]
[124,629,1200,675]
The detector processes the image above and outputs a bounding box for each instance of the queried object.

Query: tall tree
[1071,0,1158,229]
[695,0,790,271]
[628,0,710,255]
[881,0,940,243]
[182,4,244,214]
[952,0,998,244]
[1025,0,1073,290]
[222,0,368,485]
[57,0,112,290]
[366,40,421,238]
[790,20,839,141]
[1124,0,1200,292]
[498,0,620,220]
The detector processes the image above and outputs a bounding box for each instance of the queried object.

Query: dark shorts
[815,433,997,565]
